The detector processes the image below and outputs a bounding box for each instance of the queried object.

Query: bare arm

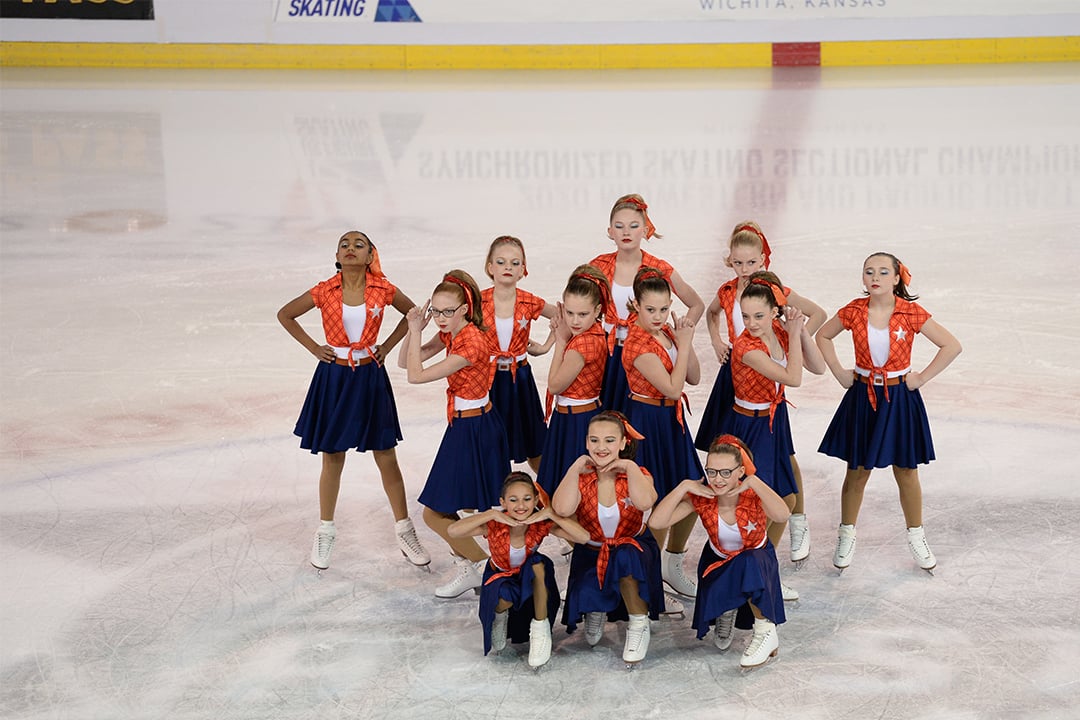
[648,479,702,531]
[705,295,730,363]
[669,269,706,325]
[277,291,338,363]
[548,348,586,396]
[552,455,589,517]
[736,476,791,524]
[786,289,827,336]
[740,338,805,388]
[529,506,591,544]
[372,289,416,365]
[447,509,503,538]
[907,318,962,390]
[814,314,854,388]
[620,461,659,510]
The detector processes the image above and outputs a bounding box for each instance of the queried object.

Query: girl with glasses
[649,435,789,670]
[399,269,511,599]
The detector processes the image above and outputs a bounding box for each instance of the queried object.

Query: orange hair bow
[442,274,474,316]
[624,196,656,239]
[621,418,645,441]
[750,278,787,308]
[898,262,912,286]
[712,434,757,476]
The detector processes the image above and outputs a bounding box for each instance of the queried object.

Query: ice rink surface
[1,63,1078,719]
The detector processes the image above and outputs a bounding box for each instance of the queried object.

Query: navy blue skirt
[293,360,402,454]
[478,553,560,655]
[418,408,511,514]
[599,345,630,416]
[694,358,735,452]
[561,530,664,633]
[490,363,546,463]
[627,397,705,497]
[691,541,785,639]
[535,404,601,496]
[719,403,797,498]
[818,380,936,469]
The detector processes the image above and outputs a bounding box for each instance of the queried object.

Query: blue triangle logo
[375,0,421,22]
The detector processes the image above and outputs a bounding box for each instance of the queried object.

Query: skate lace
[585,613,604,635]
[716,611,735,637]
[909,535,931,558]
[746,625,770,655]
[315,531,335,558]
[837,534,855,557]
[398,526,425,555]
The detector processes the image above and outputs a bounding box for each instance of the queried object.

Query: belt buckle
[496,359,513,371]
[872,373,885,386]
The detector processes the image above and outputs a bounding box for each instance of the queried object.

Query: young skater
[448,472,589,668]
[399,270,511,598]
[535,264,611,497]
[277,230,429,571]
[621,267,704,600]
[695,222,827,565]
[589,194,704,416]
[552,411,663,666]
[480,236,556,474]
[816,253,961,573]
[649,435,789,669]
[720,271,825,600]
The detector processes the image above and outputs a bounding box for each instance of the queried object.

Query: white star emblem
[893,327,907,341]
[742,520,757,533]
[518,316,529,329]
[369,305,383,318]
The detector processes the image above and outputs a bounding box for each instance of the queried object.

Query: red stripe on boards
[772,42,821,67]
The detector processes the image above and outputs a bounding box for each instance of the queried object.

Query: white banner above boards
[274,0,1077,23]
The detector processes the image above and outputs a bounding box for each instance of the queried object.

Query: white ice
[1,64,1079,720]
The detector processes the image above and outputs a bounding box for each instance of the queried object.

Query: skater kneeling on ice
[649,434,789,669]
[551,411,666,667]
[448,472,588,668]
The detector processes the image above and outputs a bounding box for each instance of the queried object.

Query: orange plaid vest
[483,519,552,584]
[838,297,932,410]
[440,323,497,424]
[689,490,768,576]
[480,287,547,381]
[731,321,790,429]
[545,322,607,421]
[623,323,690,428]
[575,468,649,586]
[310,272,397,367]
[590,250,674,352]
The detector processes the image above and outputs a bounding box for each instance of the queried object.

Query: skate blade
[740,649,778,673]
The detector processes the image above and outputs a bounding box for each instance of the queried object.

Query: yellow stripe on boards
[1,38,1077,70]
[822,37,1080,66]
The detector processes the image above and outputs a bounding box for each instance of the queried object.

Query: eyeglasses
[704,466,741,479]
[429,305,463,318]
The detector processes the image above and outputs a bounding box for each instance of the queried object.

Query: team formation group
[276,194,963,671]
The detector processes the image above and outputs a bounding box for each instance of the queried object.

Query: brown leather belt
[631,395,677,407]
[454,402,493,419]
[733,405,770,418]
[555,400,600,414]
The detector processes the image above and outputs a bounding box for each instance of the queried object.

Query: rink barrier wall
[1,37,1077,69]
